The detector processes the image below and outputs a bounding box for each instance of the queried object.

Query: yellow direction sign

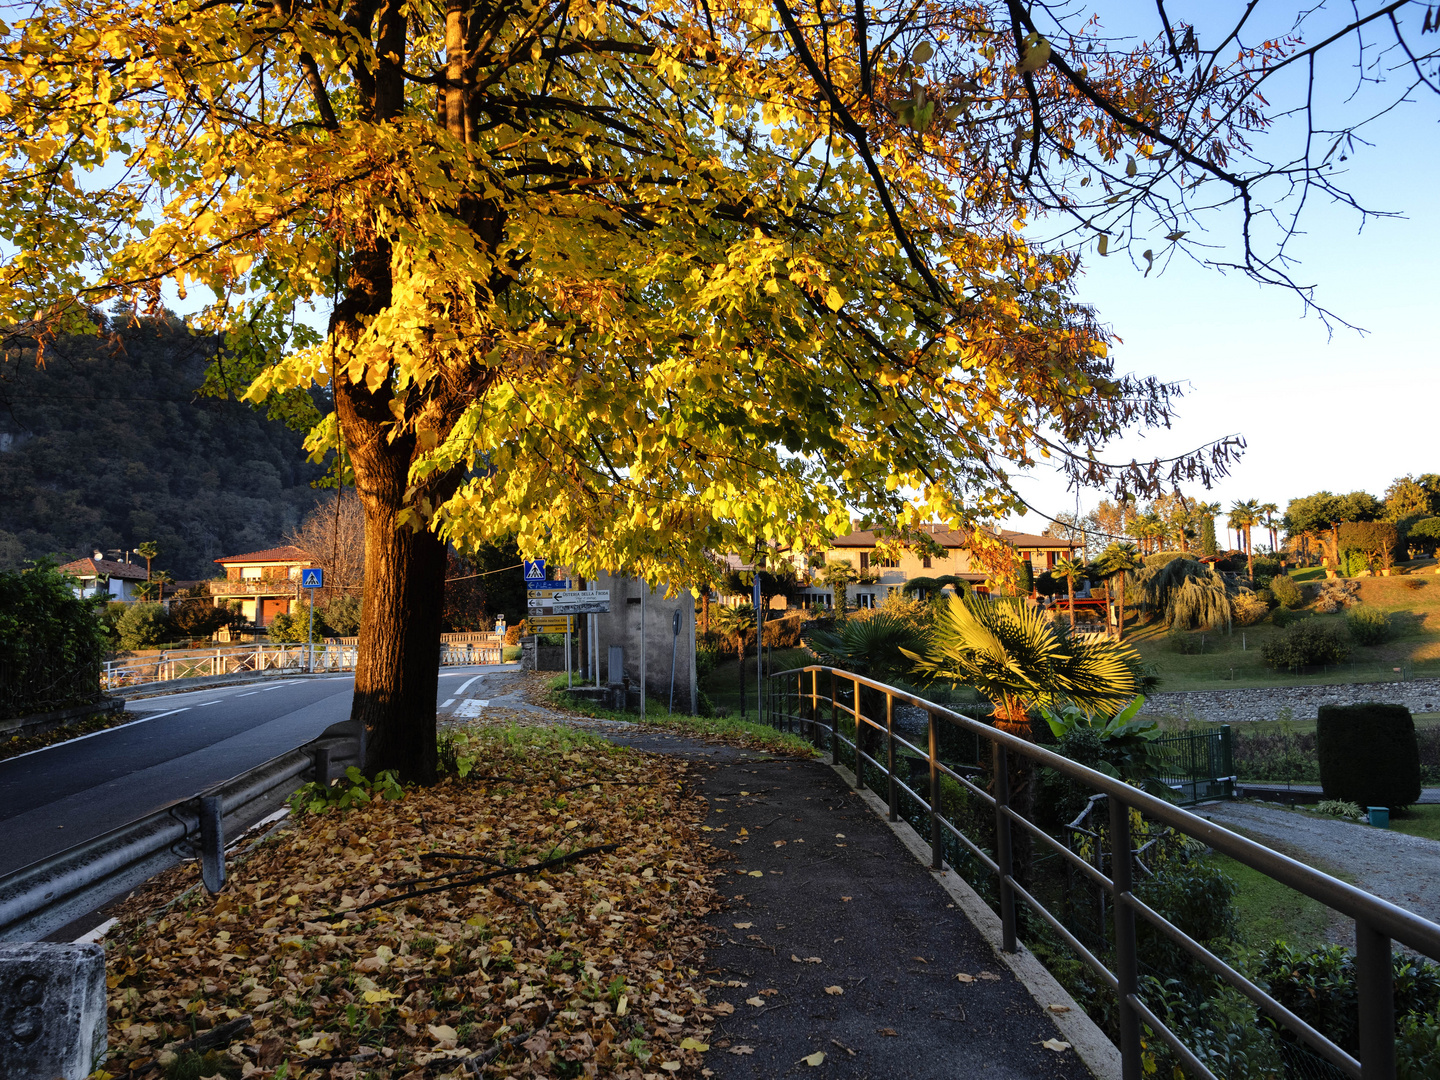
[529,615,573,632]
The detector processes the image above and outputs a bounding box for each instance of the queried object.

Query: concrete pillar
[0,942,107,1080]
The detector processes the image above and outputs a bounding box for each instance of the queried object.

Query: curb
[825,755,1123,1080]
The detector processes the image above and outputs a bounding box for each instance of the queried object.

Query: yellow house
[207,545,312,626]
[794,524,1076,609]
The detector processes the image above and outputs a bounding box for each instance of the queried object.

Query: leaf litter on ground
[100,722,735,1079]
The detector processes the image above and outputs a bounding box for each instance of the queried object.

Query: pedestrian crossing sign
[523,559,547,582]
[301,567,324,588]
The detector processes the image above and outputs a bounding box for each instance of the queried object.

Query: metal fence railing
[1148,727,1235,806]
[764,665,1440,1080]
[103,640,504,691]
[1,653,104,720]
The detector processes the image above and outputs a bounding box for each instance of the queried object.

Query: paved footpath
[587,723,1100,1079]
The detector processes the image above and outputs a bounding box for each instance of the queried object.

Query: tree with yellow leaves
[0,2,1431,778]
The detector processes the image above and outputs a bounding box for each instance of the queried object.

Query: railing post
[992,742,1017,952]
[851,676,864,790]
[927,710,942,870]
[1356,921,1395,1079]
[810,668,819,744]
[829,669,838,761]
[1108,795,1142,1080]
[886,693,897,822]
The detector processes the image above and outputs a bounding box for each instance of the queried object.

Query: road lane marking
[1,708,191,764]
[455,674,485,695]
[454,699,489,717]
[237,691,259,697]
[196,700,222,707]
[441,698,455,707]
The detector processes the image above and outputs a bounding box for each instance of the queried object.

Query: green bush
[1339,519,1402,570]
[1346,604,1392,645]
[1269,573,1304,609]
[1270,606,1294,628]
[1340,547,1370,577]
[1260,620,1349,669]
[502,644,522,662]
[116,602,172,650]
[1317,702,1422,810]
[320,594,362,636]
[0,562,109,718]
[1167,627,1205,654]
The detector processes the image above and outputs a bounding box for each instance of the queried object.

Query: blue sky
[1005,35,1440,532]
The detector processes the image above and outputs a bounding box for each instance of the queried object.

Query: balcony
[208,579,299,598]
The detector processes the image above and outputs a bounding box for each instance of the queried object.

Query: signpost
[300,567,324,673]
[523,562,608,686]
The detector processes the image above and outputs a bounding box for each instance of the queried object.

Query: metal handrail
[765,664,1440,1080]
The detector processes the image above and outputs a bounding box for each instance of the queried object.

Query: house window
[922,556,932,569]
[859,552,869,571]
[241,566,263,580]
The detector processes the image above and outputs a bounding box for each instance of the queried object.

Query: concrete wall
[583,573,697,714]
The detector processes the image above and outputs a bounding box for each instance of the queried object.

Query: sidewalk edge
[827,756,1123,1080]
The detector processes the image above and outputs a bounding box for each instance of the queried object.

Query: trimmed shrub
[1167,627,1205,654]
[1339,519,1401,570]
[1270,573,1304,609]
[1317,702,1422,810]
[1270,606,1294,628]
[1260,620,1350,669]
[1231,591,1270,626]
[1346,604,1392,646]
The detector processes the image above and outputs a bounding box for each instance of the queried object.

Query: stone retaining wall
[1141,678,1440,724]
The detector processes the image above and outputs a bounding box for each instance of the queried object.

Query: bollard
[313,747,331,788]
[0,942,107,1080]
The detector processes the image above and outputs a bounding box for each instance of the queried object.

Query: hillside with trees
[0,312,325,579]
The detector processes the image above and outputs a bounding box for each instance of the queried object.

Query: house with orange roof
[207,545,313,626]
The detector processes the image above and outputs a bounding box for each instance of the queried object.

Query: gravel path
[1196,801,1440,941]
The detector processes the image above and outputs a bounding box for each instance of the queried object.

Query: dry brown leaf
[733,922,753,929]
[1047,1004,1072,1014]
[978,971,1001,981]
[824,985,844,996]
[877,1027,898,1037]
[1042,1039,1072,1052]
[801,1051,826,1066]
[746,996,765,1007]
[728,1045,755,1055]
[955,973,975,983]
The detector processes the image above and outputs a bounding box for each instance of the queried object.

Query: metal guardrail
[0,719,362,942]
[103,641,504,691]
[765,666,1440,1080]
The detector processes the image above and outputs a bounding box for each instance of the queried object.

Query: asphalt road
[0,665,506,877]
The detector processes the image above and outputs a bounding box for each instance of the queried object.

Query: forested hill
[0,314,325,580]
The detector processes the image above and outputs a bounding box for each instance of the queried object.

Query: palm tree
[1093,542,1144,641]
[1227,499,1261,579]
[136,540,160,582]
[1259,502,1280,553]
[1053,556,1083,630]
[1131,511,1163,555]
[903,595,1142,885]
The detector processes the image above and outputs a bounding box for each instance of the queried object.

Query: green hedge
[1317,702,1422,810]
[0,563,108,719]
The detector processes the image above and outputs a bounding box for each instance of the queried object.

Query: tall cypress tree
[1201,516,1219,558]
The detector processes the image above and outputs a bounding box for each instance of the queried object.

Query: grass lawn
[1390,804,1440,842]
[1202,822,1352,951]
[1128,569,1440,694]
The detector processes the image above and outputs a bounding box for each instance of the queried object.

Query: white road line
[196,700,222,707]
[441,698,456,707]
[455,674,485,695]
[2,708,191,764]
[237,691,259,697]
[454,699,490,717]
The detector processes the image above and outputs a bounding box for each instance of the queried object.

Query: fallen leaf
[978,971,1001,981]
[660,1062,681,1072]
[912,956,927,963]
[772,840,786,847]
[804,956,822,964]
[1042,1039,1072,1052]
[1047,1004,1072,1014]
[733,922,753,929]
[824,985,844,996]
[427,1023,458,1045]
[728,1045,755,1055]
[362,989,398,1003]
[835,833,845,838]
[711,1002,734,1015]
[840,896,852,902]
[801,1051,826,1066]
[955,973,974,983]
[746,996,765,1007]
[791,954,803,963]
[747,870,763,877]
[877,1027,898,1037]
[680,1037,710,1051]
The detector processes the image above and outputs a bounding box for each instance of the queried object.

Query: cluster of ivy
[288,766,404,816]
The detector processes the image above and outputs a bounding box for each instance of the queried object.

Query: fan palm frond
[903,595,1141,732]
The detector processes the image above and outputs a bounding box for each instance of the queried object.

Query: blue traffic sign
[523,559,547,582]
[301,567,324,589]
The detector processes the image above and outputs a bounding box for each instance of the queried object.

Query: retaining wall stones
[1142,678,1440,724]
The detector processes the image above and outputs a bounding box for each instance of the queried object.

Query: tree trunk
[1067,580,1075,630]
[1245,526,1254,580]
[1116,579,1127,643]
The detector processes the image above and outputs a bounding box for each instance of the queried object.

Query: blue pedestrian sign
[301,567,324,589]
[523,559,568,589]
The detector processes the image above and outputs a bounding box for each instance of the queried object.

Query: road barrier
[0,719,362,942]
[766,665,1440,1080]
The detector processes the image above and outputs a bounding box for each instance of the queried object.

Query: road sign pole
[566,618,572,689]
[307,588,314,674]
[640,585,647,719]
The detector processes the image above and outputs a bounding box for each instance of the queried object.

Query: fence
[1,652,104,721]
[764,665,1440,1080]
[1148,727,1234,806]
[103,639,504,691]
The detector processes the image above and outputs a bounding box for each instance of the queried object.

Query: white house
[58,552,150,601]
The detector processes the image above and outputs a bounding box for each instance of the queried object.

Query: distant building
[58,552,149,601]
[793,524,1076,610]
[207,545,311,626]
